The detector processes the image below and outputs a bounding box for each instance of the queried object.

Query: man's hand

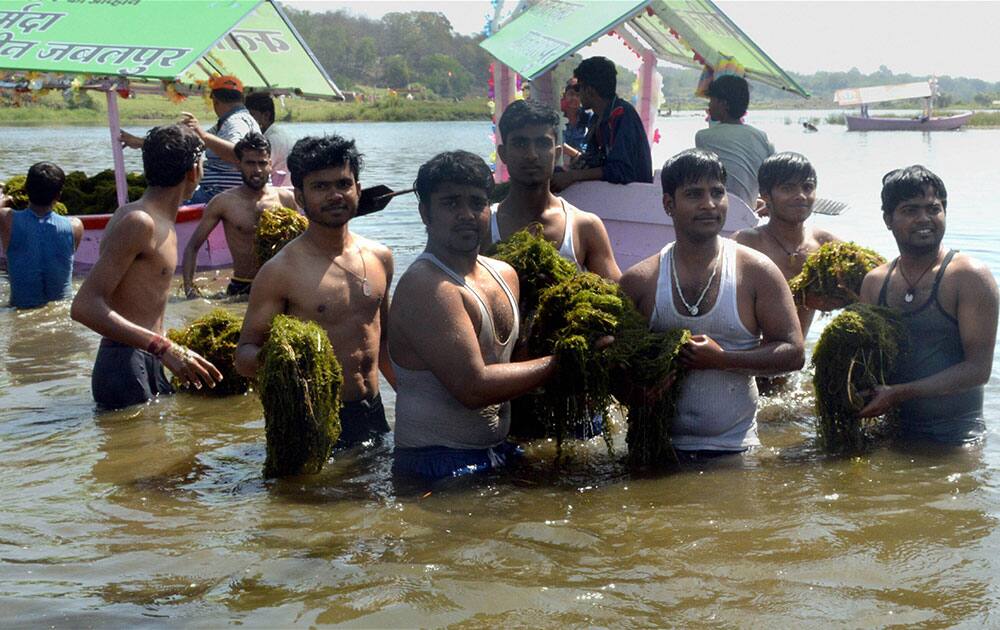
[679,334,726,369]
[161,343,223,390]
[857,384,899,418]
[120,130,143,149]
[180,112,207,139]
[631,370,678,407]
[550,169,577,192]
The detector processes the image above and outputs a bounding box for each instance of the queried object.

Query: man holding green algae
[619,149,803,457]
[235,135,396,449]
[858,166,998,443]
[72,125,223,409]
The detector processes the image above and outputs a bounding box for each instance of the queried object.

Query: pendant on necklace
[904,291,914,303]
[688,305,699,316]
[361,278,372,297]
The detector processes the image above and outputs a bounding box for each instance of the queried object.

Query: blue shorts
[392,441,523,480]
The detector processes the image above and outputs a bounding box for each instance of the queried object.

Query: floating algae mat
[166,309,249,396]
[789,241,885,308]
[258,315,343,478]
[255,207,308,267]
[812,303,907,453]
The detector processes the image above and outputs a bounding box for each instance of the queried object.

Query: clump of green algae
[257,315,343,478]
[812,303,907,453]
[166,309,249,396]
[255,207,308,267]
[789,241,885,308]
[1,174,69,215]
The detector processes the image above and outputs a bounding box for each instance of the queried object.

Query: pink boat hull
[845,112,972,132]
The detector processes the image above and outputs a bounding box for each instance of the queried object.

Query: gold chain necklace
[328,245,371,297]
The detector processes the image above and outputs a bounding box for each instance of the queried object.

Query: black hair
[660,149,727,197]
[234,131,271,160]
[881,165,947,213]
[573,56,617,100]
[142,124,204,188]
[498,99,561,143]
[245,91,275,120]
[758,152,817,196]
[708,75,749,119]
[25,162,65,206]
[287,135,363,190]
[211,88,243,104]
[414,151,494,205]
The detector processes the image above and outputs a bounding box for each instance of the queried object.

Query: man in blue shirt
[0,162,83,308]
[552,56,653,191]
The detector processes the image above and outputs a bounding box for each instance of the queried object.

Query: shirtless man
[620,149,803,456]
[859,165,997,443]
[72,125,223,409]
[235,135,395,448]
[389,151,561,480]
[488,99,621,280]
[181,132,297,298]
[734,152,840,337]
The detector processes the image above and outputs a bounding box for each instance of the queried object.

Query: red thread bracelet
[147,334,171,357]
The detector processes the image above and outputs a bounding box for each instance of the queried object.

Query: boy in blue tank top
[0,162,83,309]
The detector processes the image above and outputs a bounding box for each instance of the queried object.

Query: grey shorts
[92,338,175,410]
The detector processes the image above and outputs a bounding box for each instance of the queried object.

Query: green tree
[383,55,411,89]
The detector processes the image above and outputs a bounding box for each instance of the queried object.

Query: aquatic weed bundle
[166,309,249,396]
[258,315,343,478]
[255,207,308,267]
[1,175,69,215]
[491,229,576,316]
[789,242,885,309]
[812,303,907,453]
[59,170,146,215]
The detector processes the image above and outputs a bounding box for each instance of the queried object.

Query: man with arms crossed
[72,125,223,409]
[181,132,297,298]
[734,152,840,337]
[858,166,997,443]
[620,149,803,455]
[0,162,83,309]
[235,135,395,448]
[390,151,566,480]
[488,99,621,280]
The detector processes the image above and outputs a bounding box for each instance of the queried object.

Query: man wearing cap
[694,74,774,209]
[120,75,261,204]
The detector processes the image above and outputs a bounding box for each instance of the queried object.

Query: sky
[284,1,1000,82]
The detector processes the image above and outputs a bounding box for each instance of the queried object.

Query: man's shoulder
[733,239,781,274]
[732,226,765,247]
[354,233,393,263]
[946,250,996,285]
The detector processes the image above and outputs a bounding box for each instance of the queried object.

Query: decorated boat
[835,80,971,132]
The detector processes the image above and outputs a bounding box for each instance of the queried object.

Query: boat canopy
[834,81,932,107]
[0,0,341,98]
[479,0,808,97]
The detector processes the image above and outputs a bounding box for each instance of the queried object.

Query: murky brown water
[2,118,999,626]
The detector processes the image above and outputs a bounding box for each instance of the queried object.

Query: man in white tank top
[389,151,567,481]
[486,99,621,281]
[619,149,804,456]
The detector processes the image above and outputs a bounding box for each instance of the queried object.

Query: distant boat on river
[834,79,972,131]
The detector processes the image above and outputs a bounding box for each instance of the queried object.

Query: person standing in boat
[0,162,83,309]
[619,149,803,457]
[551,56,653,191]
[235,135,396,449]
[694,75,774,210]
[858,166,998,443]
[734,152,840,338]
[245,91,294,187]
[489,99,621,280]
[559,78,591,163]
[72,125,223,409]
[181,132,297,298]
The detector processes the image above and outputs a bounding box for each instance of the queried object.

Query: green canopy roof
[480,0,807,98]
[0,0,341,98]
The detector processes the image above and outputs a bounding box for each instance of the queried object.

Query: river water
[1,113,999,627]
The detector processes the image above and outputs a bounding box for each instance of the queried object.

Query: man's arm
[180,113,238,164]
[277,187,299,210]
[182,197,227,297]
[859,260,999,417]
[234,261,288,377]
[578,211,622,281]
[395,269,555,408]
[120,130,144,149]
[551,166,602,192]
[0,206,12,251]
[680,250,804,374]
[69,217,84,250]
[376,246,396,390]
[70,213,221,388]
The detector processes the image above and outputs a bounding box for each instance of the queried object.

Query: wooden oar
[357,185,415,216]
